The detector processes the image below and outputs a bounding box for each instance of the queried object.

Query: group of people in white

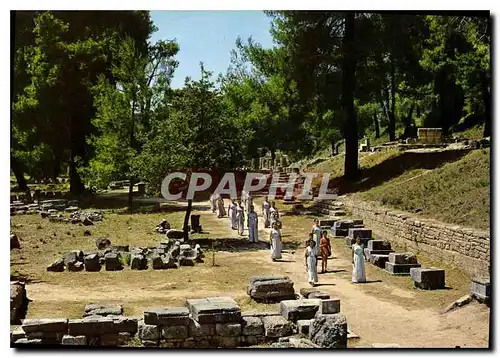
[209,192,283,260]
[209,192,366,287]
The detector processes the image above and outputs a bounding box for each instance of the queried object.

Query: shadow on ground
[191,237,300,252]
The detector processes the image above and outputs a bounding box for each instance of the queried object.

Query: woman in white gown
[210,193,217,213]
[262,197,271,228]
[236,201,245,235]
[270,202,280,228]
[270,222,282,261]
[228,200,238,230]
[247,205,259,243]
[352,237,366,283]
[305,240,318,286]
[311,219,322,257]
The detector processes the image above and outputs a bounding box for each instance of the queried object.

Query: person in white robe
[228,200,238,230]
[248,205,259,243]
[352,237,366,283]
[246,193,253,216]
[312,219,322,257]
[270,222,282,261]
[210,193,217,213]
[241,190,248,208]
[270,202,280,228]
[305,239,318,286]
[236,201,245,235]
[216,196,226,218]
[262,197,271,228]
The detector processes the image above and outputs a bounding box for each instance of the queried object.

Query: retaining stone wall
[341,198,490,278]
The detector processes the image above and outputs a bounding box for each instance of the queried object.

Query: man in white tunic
[262,197,271,228]
[236,201,245,235]
[228,200,238,230]
[270,222,282,261]
[216,195,226,218]
[248,205,259,243]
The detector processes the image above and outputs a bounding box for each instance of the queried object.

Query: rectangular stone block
[332,228,348,237]
[299,287,319,298]
[368,240,392,251]
[108,315,138,333]
[280,299,321,322]
[241,334,266,346]
[61,334,87,345]
[385,262,421,275]
[144,307,190,326]
[247,276,295,301]
[410,268,445,290]
[161,325,188,340]
[188,317,215,337]
[297,319,312,335]
[319,219,336,227]
[21,318,68,333]
[370,254,390,268]
[309,291,330,300]
[348,228,372,239]
[471,278,491,302]
[388,252,419,265]
[318,298,340,314]
[215,322,241,337]
[68,317,115,336]
[261,315,293,338]
[216,336,241,348]
[241,316,264,336]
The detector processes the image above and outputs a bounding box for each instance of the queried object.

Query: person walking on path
[236,201,245,235]
[228,200,238,230]
[352,237,367,283]
[270,222,282,261]
[216,195,226,218]
[247,205,259,243]
[312,219,322,257]
[262,197,271,228]
[305,239,318,286]
[320,230,332,273]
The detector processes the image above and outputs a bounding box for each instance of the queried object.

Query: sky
[149,11,274,89]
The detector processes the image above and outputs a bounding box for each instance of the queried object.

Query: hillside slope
[308,148,490,230]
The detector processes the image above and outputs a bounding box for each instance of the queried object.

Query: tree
[83,36,179,206]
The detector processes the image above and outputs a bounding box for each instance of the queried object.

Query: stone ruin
[10,281,29,325]
[12,290,348,348]
[46,237,204,273]
[11,199,79,216]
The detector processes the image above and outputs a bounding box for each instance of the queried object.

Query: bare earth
[14,198,489,348]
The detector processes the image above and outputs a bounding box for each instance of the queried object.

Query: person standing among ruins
[352,237,366,283]
[270,222,282,261]
[262,196,271,228]
[216,195,226,218]
[270,202,280,228]
[228,200,238,230]
[312,219,322,257]
[246,192,253,216]
[320,230,332,273]
[236,201,245,235]
[248,205,259,243]
[305,239,318,286]
[210,193,217,213]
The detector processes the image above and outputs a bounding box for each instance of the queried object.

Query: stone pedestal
[471,278,490,303]
[370,254,390,268]
[410,268,445,290]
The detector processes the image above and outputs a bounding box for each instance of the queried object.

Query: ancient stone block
[309,314,347,348]
[388,252,418,265]
[299,287,319,298]
[217,336,241,348]
[280,299,321,322]
[130,254,148,270]
[166,229,185,240]
[297,319,312,335]
[84,254,101,272]
[410,267,445,290]
[309,291,331,300]
[215,322,241,337]
[241,334,266,346]
[137,319,160,341]
[370,254,390,268]
[247,276,295,302]
[471,277,491,303]
[178,257,194,266]
[10,281,28,325]
[144,307,189,326]
[318,298,340,315]
[47,258,65,272]
[21,318,68,333]
[84,303,123,317]
[108,315,138,333]
[188,318,215,337]
[319,219,336,227]
[100,333,121,346]
[261,316,293,338]
[104,253,123,271]
[348,228,372,239]
[186,297,241,324]
[61,334,87,346]
[241,316,264,336]
[68,317,115,336]
[161,325,188,340]
[368,240,391,251]
[385,262,421,275]
[151,254,165,270]
[142,340,159,347]
[11,234,21,249]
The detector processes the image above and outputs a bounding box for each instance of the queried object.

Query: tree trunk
[402,103,415,139]
[183,199,192,242]
[11,154,29,193]
[69,151,85,195]
[388,55,396,141]
[373,112,380,139]
[342,13,359,181]
[127,179,135,208]
[330,140,336,156]
[480,70,491,138]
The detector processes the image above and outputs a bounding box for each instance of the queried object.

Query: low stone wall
[340,199,490,278]
[12,296,347,348]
